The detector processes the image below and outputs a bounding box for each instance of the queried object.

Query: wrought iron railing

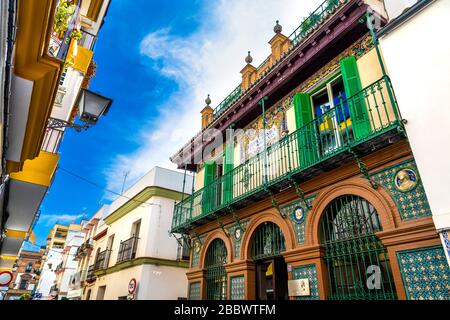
[172,77,402,232]
[117,236,139,264]
[94,249,111,271]
[41,127,64,154]
[213,85,242,117]
[86,265,96,282]
[289,0,344,45]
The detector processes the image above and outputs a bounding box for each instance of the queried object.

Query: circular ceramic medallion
[394,168,418,192]
[293,206,305,223]
[194,241,201,253]
[234,228,242,240]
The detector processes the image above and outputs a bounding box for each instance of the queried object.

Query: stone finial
[274,20,282,34]
[205,94,211,106]
[245,51,253,64]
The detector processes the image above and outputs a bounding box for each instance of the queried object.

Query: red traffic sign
[128,278,137,294]
[0,271,13,287]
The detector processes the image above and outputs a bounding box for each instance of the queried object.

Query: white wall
[379,0,450,232]
[36,248,63,298]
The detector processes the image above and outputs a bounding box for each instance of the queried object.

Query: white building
[53,228,85,299]
[378,0,450,266]
[82,167,193,300]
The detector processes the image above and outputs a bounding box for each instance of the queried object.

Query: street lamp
[47,89,113,132]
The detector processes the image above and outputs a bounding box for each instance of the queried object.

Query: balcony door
[312,76,352,156]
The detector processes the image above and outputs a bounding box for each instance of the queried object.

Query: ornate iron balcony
[171,77,404,233]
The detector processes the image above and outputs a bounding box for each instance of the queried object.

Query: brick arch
[241,209,296,261]
[306,177,398,245]
[200,229,234,269]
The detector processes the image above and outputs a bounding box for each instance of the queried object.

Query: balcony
[94,249,111,271]
[86,265,96,283]
[172,77,404,233]
[69,271,87,289]
[117,236,139,264]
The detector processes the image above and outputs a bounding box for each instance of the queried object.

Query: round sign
[0,271,13,287]
[234,228,242,240]
[128,278,137,294]
[292,206,305,223]
[394,168,418,193]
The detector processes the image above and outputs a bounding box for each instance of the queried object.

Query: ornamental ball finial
[274,20,282,34]
[245,51,253,64]
[205,94,211,106]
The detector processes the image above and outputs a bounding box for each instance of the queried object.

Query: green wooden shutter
[203,161,216,214]
[294,92,317,166]
[340,56,371,140]
[222,143,234,204]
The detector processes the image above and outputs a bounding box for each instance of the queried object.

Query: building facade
[0,0,112,272]
[4,250,43,300]
[80,167,192,300]
[378,0,450,266]
[170,0,450,300]
[35,223,83,299]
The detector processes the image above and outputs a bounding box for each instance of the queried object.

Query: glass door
[312,76,352,156]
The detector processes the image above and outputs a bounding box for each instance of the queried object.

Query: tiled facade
[188,282,201,300]
[227,219,250,259]
[230,275,245,300]
[291,264,320,300]
[281,196,316,244]
[397,246,450,300]
[372,159,432,221]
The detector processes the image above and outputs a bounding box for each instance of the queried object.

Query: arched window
[205,239,227,300]
[319,195,396,300]
[250,222,286,261]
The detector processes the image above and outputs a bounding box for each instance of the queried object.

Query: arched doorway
[205,239,228,300]
[250,222,288,300]
[319,195,396,300]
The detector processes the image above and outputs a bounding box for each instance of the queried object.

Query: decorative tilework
[227,219,250,259]
[440,231,450,268]
[397,246,450,300]
[291,264,320,300]
[189,282,201,300]
[191,235,207,268]
[230,275,245,300]
[280,196,316,244]
[371,159,432,221]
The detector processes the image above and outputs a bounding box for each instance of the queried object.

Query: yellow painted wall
[195,167,204,192]
[357,48,396,130]
[285,105,296,133]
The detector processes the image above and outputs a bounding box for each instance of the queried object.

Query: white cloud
[39,213,85,227]
[104,0,324,197]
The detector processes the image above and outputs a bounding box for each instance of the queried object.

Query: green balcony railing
[172,76,402,233]
[213,85,242,117]
[289,0,344,46]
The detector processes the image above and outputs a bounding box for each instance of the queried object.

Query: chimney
[269,21,291,62]
[240,51,257,91]
[201,94,214,129]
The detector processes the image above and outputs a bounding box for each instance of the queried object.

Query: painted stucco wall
[379,0,450,233]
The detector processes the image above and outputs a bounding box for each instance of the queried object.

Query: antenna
[121,171,130,195]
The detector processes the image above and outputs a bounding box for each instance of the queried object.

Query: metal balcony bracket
[217,217,231,238]
[170,232,188,249]
[47,118,89,132]
[349,149,378,189]
[182,234,192,249]
[288,176,311,210]
[265,188,286,218]
[230,209,245,233]
[190,232,203,246]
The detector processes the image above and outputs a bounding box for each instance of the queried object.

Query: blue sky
[29,0,323,248]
